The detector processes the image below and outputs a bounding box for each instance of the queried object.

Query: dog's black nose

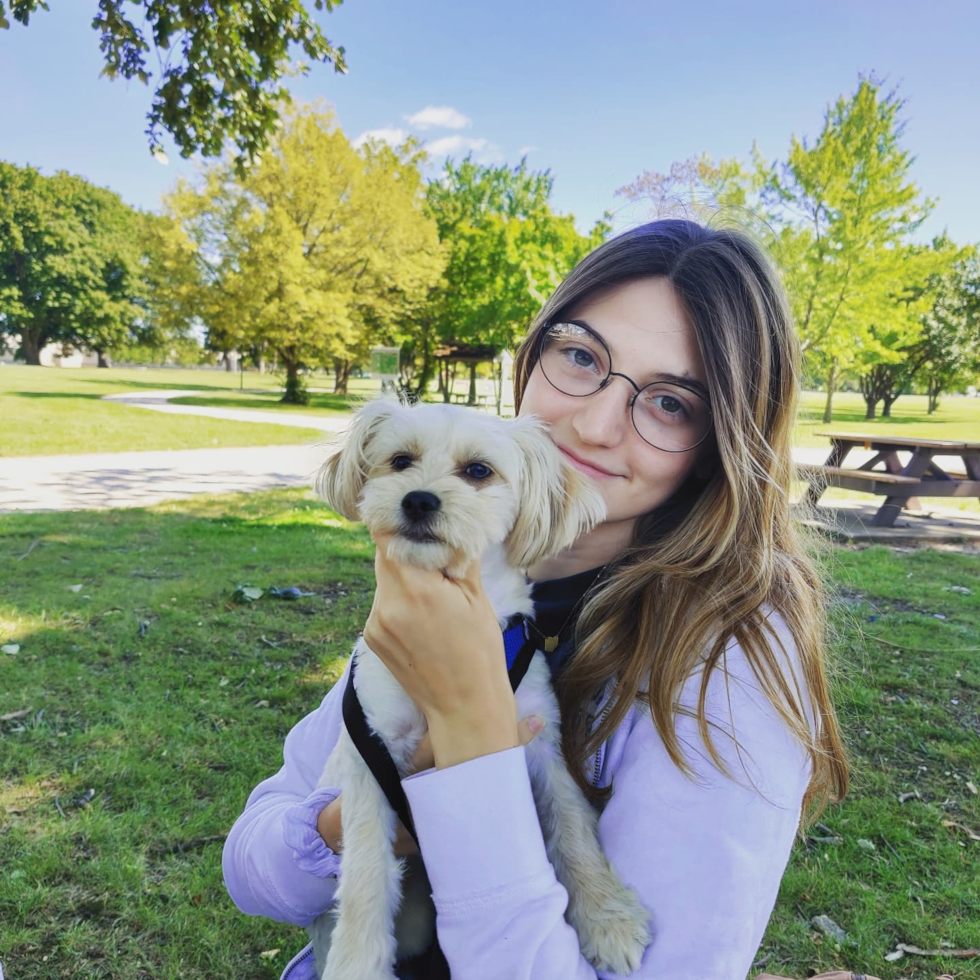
[401,490,441,522]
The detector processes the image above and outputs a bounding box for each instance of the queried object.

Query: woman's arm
[402,621,813,979]
[221,660,349,926]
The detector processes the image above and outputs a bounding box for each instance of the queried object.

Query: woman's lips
[557,445,621,479]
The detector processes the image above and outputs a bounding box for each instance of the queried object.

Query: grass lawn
[795,391,980,447]
[1,490,978,978]
[0,366,326,456]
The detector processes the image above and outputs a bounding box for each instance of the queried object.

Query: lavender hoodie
[222,611,812,980]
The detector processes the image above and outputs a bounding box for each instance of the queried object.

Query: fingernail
[527,715,545,734]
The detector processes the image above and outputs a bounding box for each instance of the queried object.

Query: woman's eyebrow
[571,319,711,401]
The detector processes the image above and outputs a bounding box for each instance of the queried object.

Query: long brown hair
[515,219,849,820]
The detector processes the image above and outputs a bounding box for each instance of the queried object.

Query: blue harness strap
[503,616,529,671]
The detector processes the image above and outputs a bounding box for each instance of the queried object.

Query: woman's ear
[505,416,606,569]
[314,398,398,521]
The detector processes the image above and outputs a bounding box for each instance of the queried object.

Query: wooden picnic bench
[798,431,980,527]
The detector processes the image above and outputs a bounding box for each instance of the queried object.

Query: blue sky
[2,0,978,244]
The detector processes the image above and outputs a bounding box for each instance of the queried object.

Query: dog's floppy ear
[505,416,606,569]
[315,398,399,521]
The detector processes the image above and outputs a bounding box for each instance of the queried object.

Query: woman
[223,219,860,979]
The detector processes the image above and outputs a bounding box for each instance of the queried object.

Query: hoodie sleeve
[402,618,813,979]
[222,660,350,926]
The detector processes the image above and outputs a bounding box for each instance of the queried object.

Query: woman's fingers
[518,715,546,745]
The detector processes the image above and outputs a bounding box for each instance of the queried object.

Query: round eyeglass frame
[535,320,714,454]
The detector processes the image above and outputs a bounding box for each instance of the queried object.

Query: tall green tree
[915,247,980,413]
[165,103,443,403]
[421,157,608,406]
[0,0,347,169]
[0,161,148,365]
[856,237,967,418]
[761,77,933,421]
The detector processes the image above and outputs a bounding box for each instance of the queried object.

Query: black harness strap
[341,617,537,847]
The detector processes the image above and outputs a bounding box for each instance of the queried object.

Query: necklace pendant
[544,635,559,653]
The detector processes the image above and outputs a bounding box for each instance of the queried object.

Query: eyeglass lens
[538,322,711,452]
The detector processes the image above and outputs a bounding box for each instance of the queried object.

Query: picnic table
[798,431,980,527]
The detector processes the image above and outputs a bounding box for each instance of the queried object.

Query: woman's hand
[317,716,546,857]
[362,533,521,768]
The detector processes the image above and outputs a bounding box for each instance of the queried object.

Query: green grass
[1,490,977,978]
[795,391,980,447]
[0,366,327,456]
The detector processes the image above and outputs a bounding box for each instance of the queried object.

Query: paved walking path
[101,390,353,433]
[0,389,970,515]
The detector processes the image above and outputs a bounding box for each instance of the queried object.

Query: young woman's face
[520,276,712,546]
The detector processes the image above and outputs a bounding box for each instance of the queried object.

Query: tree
[855,238,967,418]
[915,247,980,412]
[0,0,347,169]
[165,103,443,403]
[421,157,608,406]
[760,77,933,422]
[0,161,148,365]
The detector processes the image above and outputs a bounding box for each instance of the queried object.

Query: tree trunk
[438,361,451,402]
[97,349,112,368]
[332,358,350,395]
[864,398,876,420]
[225,353,234,372]
[21,328,42,366]
[821,359,838,424]
[282,358,309,405]
[468,363,477,405]
[882,395,896,418]
[257,350,266,374]
[927,377,941,414]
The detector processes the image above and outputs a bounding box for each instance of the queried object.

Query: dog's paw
[568,876,651,975]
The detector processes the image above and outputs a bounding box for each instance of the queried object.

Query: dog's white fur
[310,398,651,979]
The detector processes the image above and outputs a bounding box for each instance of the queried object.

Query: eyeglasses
[536,320,713,453]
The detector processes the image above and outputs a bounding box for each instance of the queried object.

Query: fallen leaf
[67,584,83,593]
[967,781,978,796]
[1,708,32,722]
[2,643,20,655]
[259,949,280,960]
[888,942,980,959]
[943,585,972,595]
[941,819,980,842]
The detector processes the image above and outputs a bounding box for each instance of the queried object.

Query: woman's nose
[570,376,632,446]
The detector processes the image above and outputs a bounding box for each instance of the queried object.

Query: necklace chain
[524,601,583,653]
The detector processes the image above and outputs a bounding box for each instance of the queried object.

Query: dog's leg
[526,736,651,975]
[321,730,404,980]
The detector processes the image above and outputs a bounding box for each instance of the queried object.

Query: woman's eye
[465,462,492,479]
[392,455,413,470]
[562,346,596,369]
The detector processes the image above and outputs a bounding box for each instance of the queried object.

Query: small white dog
[310,398,650,979]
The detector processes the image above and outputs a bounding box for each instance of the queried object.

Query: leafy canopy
[0,0,347,168]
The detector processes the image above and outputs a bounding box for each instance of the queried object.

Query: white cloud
[405,106,472,131]
[516,145,538,158]
[353,126,409,149]
[425,135,504,165]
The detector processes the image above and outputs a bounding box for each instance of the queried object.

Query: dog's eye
[465,462,493,480]
[391,455,414,471]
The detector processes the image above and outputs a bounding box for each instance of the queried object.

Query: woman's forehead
[563,278,706,383]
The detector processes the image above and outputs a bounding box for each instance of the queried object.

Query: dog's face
[316,399,605,573]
